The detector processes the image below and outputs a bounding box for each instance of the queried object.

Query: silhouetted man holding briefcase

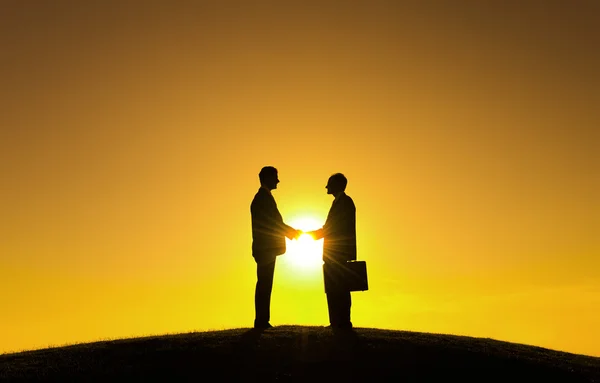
[308,173,364,330]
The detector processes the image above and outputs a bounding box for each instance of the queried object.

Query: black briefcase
[324,260,369,293]
[345,260,368,292]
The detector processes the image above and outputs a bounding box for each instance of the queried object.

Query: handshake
[287,228,322,240]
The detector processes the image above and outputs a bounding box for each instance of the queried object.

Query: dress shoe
[254,322,273,330]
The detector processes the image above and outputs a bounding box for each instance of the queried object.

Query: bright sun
[283,217,324,269]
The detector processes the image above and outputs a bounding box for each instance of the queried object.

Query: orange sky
[1,1,598,356]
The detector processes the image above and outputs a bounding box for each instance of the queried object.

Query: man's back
[251,187,286,260]
[322,192,357,263]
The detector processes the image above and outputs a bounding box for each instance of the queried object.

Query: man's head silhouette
[326,173,347,196]
[259,166,279,190]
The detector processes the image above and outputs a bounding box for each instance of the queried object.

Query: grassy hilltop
[1,326,598,382]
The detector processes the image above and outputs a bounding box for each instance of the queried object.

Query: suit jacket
[251,187,294,262]
[315,192,357,264]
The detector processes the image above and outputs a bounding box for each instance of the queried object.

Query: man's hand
[287,228,302,240]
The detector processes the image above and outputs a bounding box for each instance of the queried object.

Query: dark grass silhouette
[1,326,598,382]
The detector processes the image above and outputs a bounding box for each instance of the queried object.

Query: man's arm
[275,209,299,239]
[307,228,324,240]
[308,198,354,240]
[281,223,300,240]
[253,193,298,239]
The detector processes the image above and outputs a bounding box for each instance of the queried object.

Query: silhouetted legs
[326,291,352,328]
[254,259,276,328]
[323,261,352,328]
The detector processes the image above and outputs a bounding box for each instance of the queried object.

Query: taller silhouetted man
[250,166,299,329]
[308,173,356,329]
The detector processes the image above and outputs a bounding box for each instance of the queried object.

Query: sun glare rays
[282,216,324,271]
